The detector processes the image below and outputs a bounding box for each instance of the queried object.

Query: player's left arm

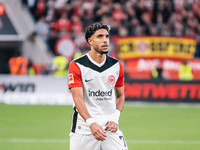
[115,86,125,112]
[115,61,125,112]
[105,86,125,132]
[105,61,125,132]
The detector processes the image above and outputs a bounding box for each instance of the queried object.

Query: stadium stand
[0,0,52,74]
[0,0,200,77]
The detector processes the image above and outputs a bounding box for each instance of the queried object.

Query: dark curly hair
[85,22,110,44]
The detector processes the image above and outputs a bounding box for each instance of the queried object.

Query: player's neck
[89,51,105,64]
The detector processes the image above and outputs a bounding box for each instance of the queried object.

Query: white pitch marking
[0,138,200,144]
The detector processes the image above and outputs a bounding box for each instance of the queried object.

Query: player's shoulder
[106,55,119,65]
[69,54,88,66]
[73,54,87,63]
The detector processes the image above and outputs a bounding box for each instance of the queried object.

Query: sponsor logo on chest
[88,89,112,101]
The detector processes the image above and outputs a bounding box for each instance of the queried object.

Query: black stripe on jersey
[74,55,118,72]
[71,107,78,133]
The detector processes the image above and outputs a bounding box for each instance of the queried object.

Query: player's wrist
[86,118,96,127]
[110,109,121,125]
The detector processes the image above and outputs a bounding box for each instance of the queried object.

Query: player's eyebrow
[97,34,109,37]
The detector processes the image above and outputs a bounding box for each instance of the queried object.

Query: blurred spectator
[34,0,46,21]
[118,25,128,37]
[51,55,69,77]
[35,16,49,42]
[48,14,57,31]
[127,17,142,36]
[124,1,136,22]
[152,62,163,80]
[141,12,153,35]
[82,0,95,10]
[69,0,84,18]
[55,13,71,32]
[8,55,28,75]
[54,0,68,9]
[101,15,112,26]
[109,20,120,35]
[178,60,193,81]
[161,24,171,36]
[28,60,36,75]
[112,3,126,22]
[73,31,90,53]
[82,0,95,28]
[47,30,59,56]
[94,2,111,22]
[55,1,70,17]
[71,15,83,35]
[45,0,57,23]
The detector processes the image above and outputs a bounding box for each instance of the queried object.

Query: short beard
[94,48,108,55]
[100,51,108,54]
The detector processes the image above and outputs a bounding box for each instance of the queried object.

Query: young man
[68,22,128,150]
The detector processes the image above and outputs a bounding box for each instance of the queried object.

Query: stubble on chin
[94,47,108,55]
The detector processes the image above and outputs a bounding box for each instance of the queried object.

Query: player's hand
[105,121,118,133]
[90,123,107,141]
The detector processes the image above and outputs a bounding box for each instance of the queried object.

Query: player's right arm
[68,61,106,141]
[70,87,106,141]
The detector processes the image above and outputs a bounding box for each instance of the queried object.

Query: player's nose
[103,36,109,43]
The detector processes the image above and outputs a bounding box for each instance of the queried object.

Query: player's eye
[97,34,103,38]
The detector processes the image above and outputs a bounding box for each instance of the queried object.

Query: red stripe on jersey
[68,61,82,89]
[115,61,124,87]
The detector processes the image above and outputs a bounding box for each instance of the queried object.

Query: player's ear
[88,38,92,46]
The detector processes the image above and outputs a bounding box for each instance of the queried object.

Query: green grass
[0,103,200,150]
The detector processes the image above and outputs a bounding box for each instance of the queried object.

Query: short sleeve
[115,61,124,87]
[68,61,82,89]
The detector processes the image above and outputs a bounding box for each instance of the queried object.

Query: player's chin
[101,50,108,54]
[101,48,108,53]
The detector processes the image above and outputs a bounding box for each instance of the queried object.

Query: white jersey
[68,53,124,134]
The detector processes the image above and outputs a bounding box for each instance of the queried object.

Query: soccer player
[68,22,128,150]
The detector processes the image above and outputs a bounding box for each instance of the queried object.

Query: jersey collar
[87,53,106,67]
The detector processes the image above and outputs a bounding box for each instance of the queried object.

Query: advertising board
[0,75,73,105]
[125,79,200,102]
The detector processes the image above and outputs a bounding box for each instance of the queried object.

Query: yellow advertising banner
[116,37,196,59]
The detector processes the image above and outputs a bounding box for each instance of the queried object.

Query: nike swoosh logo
[85,79,93,82]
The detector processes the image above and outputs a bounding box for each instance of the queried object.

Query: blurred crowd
[21,0,200,57]
[8,0,199,78]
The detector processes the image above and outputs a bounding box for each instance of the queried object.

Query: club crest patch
[108,75,115,85]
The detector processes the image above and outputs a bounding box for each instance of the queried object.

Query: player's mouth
[102,44,108,48]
